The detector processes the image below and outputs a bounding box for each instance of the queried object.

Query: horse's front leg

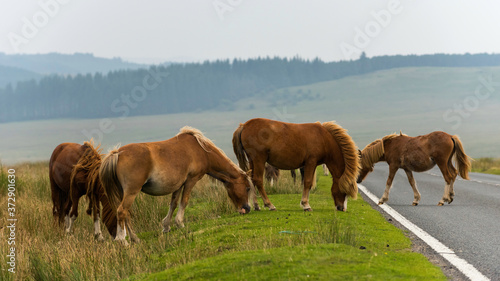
[404,169,421,206]
[93,199,105,241]
[300,164,317,211]
[379,165,398,205]
[162,188,182,233]
[174,176,203,229]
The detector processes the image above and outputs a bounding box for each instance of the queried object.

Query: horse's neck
[206,151,239,183]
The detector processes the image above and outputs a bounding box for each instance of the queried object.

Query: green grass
[471,157,500,175]
[132,168,444,280]
[0,163,447,280]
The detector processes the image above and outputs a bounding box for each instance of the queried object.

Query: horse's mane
[177,126,243,174]
[360,132,406,168]
[321,121,360,199]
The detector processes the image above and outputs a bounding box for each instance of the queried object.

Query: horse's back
[241,118,336,169]
[50,143,85,189]
[115,134,208,195]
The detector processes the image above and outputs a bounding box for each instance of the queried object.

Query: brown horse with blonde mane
[99,126,254,245]
[357,131,472,206]
[49,140,114,240]
[233,118,360,212]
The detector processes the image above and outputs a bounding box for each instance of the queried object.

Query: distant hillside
[1,53,500,123]
[1,66,499,164]
[0,64,41,88]
[0,52,148,76]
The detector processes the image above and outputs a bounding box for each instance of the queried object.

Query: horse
[357,131,472,206]
[49,140,114,240]
[265,164,280,186]
[99,126,254,245]
[232,118,360,212]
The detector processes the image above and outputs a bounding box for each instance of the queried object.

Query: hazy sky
[1,0,499,64]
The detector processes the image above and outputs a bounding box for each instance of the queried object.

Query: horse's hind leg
[379,165,398,205]
[116,189,141,246]
[252,161,276,211]
[66,191,82,234]
[300,164,317,211]
[436,159,455,206]
[404,170,421,206]
[162,188,182,233]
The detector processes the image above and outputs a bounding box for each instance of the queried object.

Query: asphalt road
[360,162,500,280]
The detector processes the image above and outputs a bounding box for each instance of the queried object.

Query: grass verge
[0,162,446,280]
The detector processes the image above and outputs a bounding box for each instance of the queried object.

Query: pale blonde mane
[321,121,360,199]
[361,132,406,168]
[177,126,243,174]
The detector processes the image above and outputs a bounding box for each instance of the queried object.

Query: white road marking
[358,184,490,281]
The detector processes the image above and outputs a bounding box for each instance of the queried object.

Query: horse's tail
[321,121,361,199]
[99,191,117,238]
[232,123,249,171]
[99,148,122,235]
[69,141,102,216]
[451,135,472,180]
[49,146,67,225]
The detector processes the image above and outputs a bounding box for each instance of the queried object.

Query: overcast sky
[1,0,499,64]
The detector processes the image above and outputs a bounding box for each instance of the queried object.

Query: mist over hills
[1,52,500,123]
[0,52,150,87]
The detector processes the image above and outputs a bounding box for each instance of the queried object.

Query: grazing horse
[265,164,280,186]
[49,141,114,240]
[233,118,360,212]
[99,126,254,245]
[357,131,472,206]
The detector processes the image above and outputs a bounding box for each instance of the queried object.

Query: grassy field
[471,157,500,175]
[0,162,447,280]
[1,66,500,165]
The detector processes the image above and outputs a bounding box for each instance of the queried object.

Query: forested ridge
[1,53,499,123]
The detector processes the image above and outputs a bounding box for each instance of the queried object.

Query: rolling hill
[1,66,499,164]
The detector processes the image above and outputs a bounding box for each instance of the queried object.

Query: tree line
[1,53,499,123]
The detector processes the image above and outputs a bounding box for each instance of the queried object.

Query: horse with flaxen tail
[49,140,115,240]
[357,131,472,206]
[233,118,360,212]
[100,126,254,245]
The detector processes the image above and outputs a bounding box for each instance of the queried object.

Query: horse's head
[357,164,373,183]
[225,172,254,214]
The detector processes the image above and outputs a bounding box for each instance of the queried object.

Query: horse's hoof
[437,202,444,206]
[95,234,105,242]
[116,239,130,247]
[378,202,384,205]
[303,208,312,212]
[412,202,418,206]
[269,207,277,211]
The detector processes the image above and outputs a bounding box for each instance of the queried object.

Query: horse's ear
[246,169,253,177]
[358,149,362,157]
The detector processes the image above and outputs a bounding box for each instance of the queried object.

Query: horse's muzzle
[336,205,346,212]
[241,204,251,214]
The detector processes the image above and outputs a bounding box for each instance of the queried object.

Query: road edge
[358,184,489,281]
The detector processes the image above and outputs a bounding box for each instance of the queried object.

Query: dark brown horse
[233,118,360,212]
[99,126,254,245]
[357,131,472,206]
[49,140,114,240]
